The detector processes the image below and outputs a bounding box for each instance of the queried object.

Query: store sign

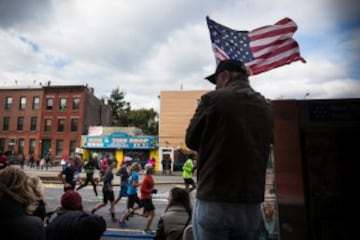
[83,132,158,149]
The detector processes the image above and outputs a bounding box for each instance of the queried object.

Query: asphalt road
[44,182,193,239]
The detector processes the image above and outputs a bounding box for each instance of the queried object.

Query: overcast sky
[0,0,359,111]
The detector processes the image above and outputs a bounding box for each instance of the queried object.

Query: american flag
[206,16,306,75]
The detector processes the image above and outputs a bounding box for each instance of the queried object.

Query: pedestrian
[118,162,142,227]
[44,148,52,170]
[99,154,109,178]
[58,157,77,192]
[28,176,47,223]
[182,154,196,192]
[185,59,273,240]
[46,190,106,240]
[135,163,157,233]
[60,155,68,170]
[114,157,132,206]
[76,153,98,197]
[28,154,34,168]
[91,159,117,222]
[0,166,46,240]
[0,151,10,169]
[147,157,156,168]
[19,152,26,169]
[154,187,192,240]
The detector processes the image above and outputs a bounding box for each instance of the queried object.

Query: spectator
[154,187,192,240]
[46,190,106,240]
[0,166,46,240]
[28,176,47,223]
[185,59,273,240]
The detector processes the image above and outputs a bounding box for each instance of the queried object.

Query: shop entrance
[124,149,150,168]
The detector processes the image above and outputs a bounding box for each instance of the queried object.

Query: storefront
[81,131,159,170]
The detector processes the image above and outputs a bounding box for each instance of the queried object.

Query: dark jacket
[46,210,106,240]
[0,193,46,240]
[186,80,273,203]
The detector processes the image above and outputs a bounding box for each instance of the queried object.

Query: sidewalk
[23,165,184,185]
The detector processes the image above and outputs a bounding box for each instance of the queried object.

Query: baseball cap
[61,190,83,211]
[205,59,248,84]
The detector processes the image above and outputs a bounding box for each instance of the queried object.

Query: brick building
[0,84,112,162]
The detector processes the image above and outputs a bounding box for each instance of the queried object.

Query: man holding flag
[183,16,304,240]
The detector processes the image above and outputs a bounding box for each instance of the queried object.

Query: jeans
[192,199,261,240]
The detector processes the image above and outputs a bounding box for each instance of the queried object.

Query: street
[43,183,189,230]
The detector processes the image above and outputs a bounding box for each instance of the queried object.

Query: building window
[3,117,10,131]
[70,118,79,132]
[44,119,52,132]
[17,117,24,131]
[18,138,25,154]
[19,97,26,110]
[29,139,36,154]
[57,119,65,132]
[72,98,80,110]
[56,140,64,156]
[32,97,40,110]
[59,98,67,111]
[46,98,54,110]
[30,116,37,131]
[5,97,12,110]
[69,140,77,156]
[0,138,5,153]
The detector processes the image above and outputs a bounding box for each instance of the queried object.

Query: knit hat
[61,190,83,211]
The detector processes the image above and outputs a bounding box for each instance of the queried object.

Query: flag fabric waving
[206,16,306,75]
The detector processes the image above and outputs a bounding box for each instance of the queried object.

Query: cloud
[0,0,359,111]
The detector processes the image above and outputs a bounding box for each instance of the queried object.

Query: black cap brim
[205,74,217,84]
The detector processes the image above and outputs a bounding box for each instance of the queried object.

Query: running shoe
[143,229,153,234]
[118,221,128,228]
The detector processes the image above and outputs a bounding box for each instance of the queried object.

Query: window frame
[70,118,79,132]
[3,116,10,130]
[56,139,64,156]
[44,118,52,132]
[30,116,37,131]
[19,97,27,110]
[72,97,80,110]
[17,116,24,131]
[5,97,12,110]
[46,98,54,110]
[32,96,40,110]
[57,118,65,132]
[59,98,67,111]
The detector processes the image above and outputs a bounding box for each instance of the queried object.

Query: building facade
[81,127,159,170]
[0,84,112,162]
[158,90,208,169]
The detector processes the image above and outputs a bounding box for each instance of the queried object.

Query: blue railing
[102,231,154,239]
